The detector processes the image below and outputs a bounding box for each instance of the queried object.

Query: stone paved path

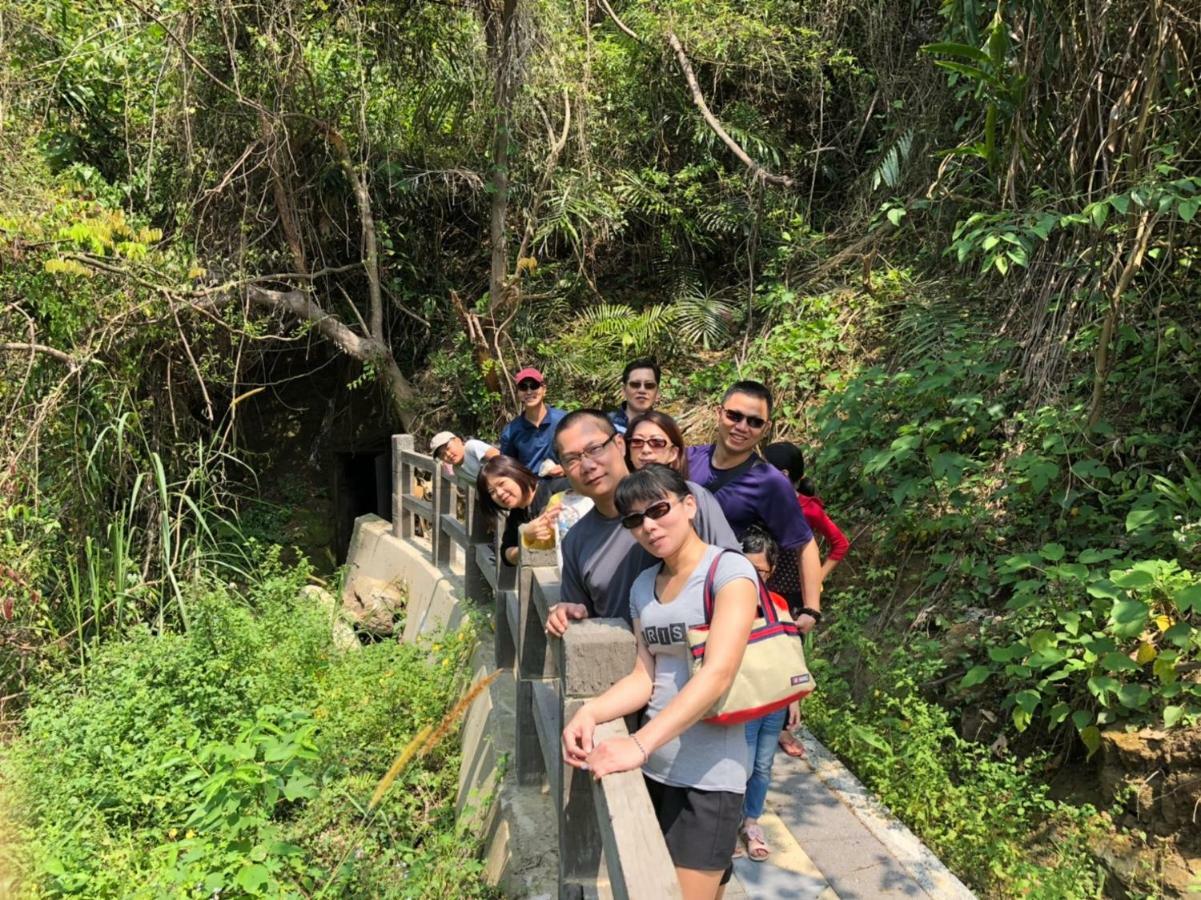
[724,729,975,900]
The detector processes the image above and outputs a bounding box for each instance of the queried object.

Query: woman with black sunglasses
[625,410,690,479]
[562,465,758,899]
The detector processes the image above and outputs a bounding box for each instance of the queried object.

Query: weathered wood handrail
[390,434,679,898]
[591,720,683,899]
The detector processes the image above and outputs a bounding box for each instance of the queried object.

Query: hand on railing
[583,736,646,779]
[564,709,647,779]
[562,705,597,769]
[544,602,588,637]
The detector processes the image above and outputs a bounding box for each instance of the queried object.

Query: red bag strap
[701,549,778,625]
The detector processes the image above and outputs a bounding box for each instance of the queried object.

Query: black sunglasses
[721,407,767,430]
[626,380,658,390]
[620,497,677,530]
[517,379,543,391]
[628,436,669,450]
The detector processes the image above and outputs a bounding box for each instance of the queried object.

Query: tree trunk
[485,0,519,312]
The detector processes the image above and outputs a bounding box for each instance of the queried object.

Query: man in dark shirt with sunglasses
[686,380,823,633]
[544,409,737,635]
[609,357,661,434]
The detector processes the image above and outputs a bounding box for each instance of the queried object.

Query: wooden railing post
[392,435,414,539]
[492,512,517,669]
[558,619,638,895]
[514,546,558,788]
[463,476,490,602]
[433,462,452,567]
[590,720,684,899]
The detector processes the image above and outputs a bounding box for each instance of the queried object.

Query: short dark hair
[723,379,773,417]
[740,524,778,569]
[622,357,661,384]
[476,455,539,516]
[553,408,616,452]
[626,410,690,480]
[614,464,690,516]
[763,441,816,495]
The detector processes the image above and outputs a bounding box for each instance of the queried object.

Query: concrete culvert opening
[333,446,392,563]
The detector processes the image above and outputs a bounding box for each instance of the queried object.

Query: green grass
[1,548,496,899]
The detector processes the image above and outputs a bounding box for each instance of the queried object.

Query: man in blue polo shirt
[686,379,823,633]
[499,366,566,476]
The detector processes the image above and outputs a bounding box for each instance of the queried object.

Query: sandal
[742,823,770,861]
[778,730,806,758]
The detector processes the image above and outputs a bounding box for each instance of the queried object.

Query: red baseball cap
[514,367,545,384]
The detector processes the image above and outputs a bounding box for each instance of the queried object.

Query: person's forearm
[582,669,653,723]
[799,540,822,612]
[820,557,839,581]
[633,661,737,754]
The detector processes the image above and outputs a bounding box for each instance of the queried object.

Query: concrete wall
[342,515,556,898]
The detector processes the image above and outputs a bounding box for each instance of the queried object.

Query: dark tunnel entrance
[333,446,392,563]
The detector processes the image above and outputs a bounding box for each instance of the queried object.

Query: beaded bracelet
[630,733,649,764]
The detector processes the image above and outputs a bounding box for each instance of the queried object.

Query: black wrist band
[800,607,822,624]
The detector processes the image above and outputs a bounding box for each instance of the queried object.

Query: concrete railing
[392,436,680,899]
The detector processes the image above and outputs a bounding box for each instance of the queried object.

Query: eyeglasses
[720,407,767,430]
[626,380,658,390]
[517,379,543,392]
[559,433,617,470]
[628,436,669,451]
[620,497,678,530]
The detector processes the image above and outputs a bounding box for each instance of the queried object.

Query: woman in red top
[762,442,849,757]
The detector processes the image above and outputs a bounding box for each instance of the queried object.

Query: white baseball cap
[429,431,456,456]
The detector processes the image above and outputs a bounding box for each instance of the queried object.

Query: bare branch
[0,342,82,370]
[665,31,795,189]
[244,285,417,428]
[594,4,793,188]
[596,0,642,43]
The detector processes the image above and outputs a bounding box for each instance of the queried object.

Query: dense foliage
[2,549,490,897]
[1,0,1198,895]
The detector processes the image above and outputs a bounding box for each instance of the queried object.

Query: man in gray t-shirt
[547,411,737,633]
[632,545,755,793]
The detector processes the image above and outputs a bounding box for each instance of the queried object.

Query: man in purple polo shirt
[686,380,823,633]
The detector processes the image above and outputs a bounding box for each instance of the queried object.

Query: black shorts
[643,776,743,882]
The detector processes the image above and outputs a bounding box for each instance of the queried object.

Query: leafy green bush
[805,593,1105,899]
[809,323,1199,744]
[2,553,493,898]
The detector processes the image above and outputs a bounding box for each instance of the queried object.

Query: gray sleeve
[558,531,593,616]
[711,551,758,596]
[689,483,740,549]
[465,440,489,466]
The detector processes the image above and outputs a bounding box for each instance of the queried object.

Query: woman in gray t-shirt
[562,465,758,897]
